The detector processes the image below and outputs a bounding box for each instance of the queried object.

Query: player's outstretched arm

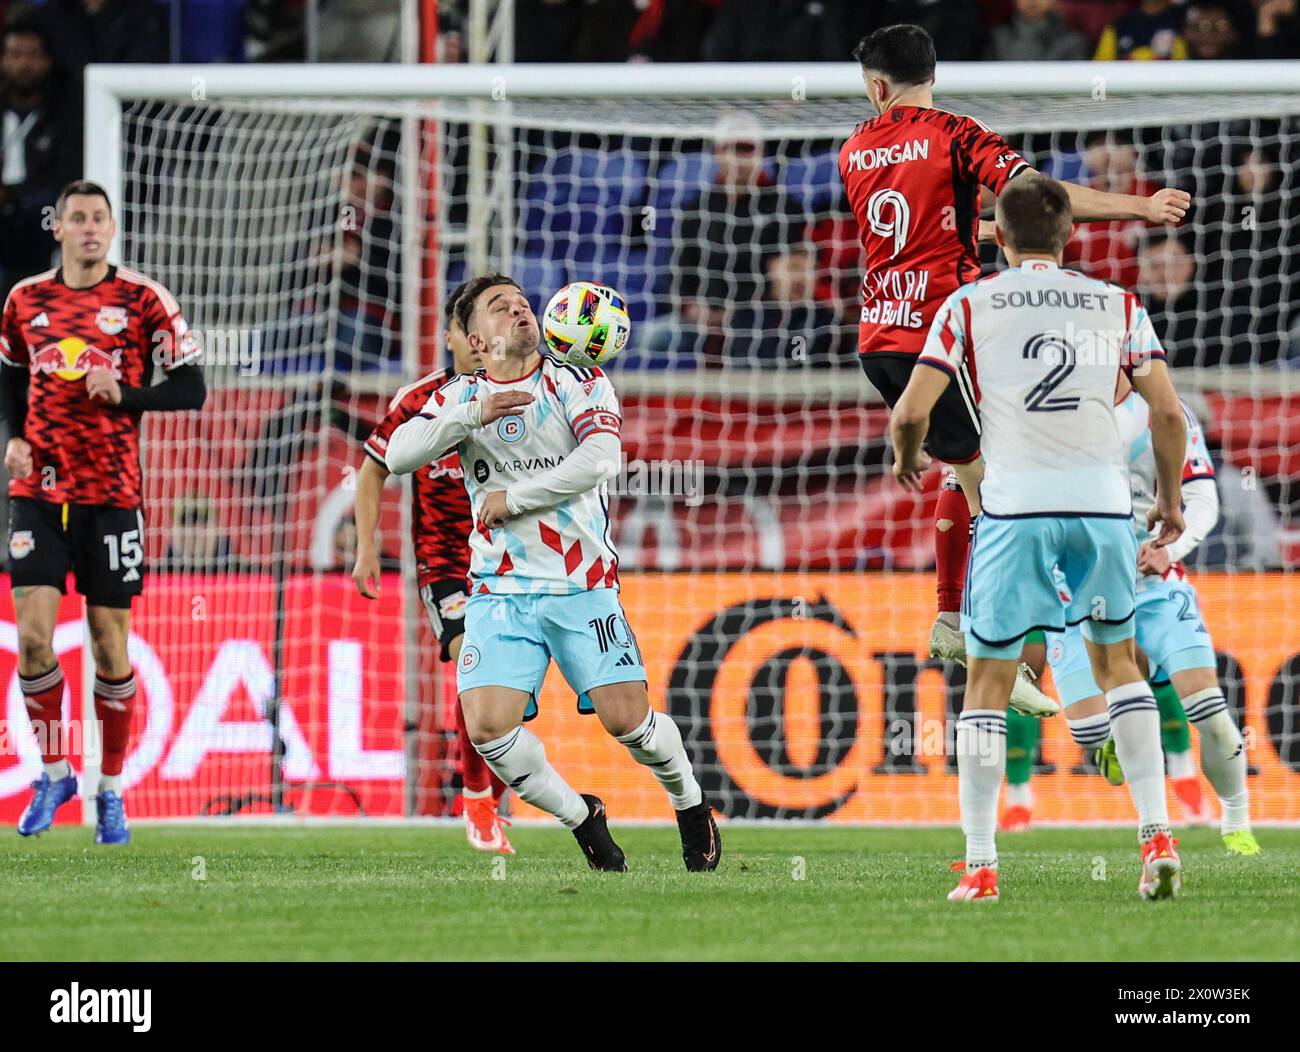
[386,390,532,474]
[1129,359,1187,546]
[498,431,622,521]
[1057,180,1190,225]
[351,456,388,598]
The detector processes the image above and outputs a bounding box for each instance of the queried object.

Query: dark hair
[443,280,469,332]
[453,273,523,334]
[994,173,1073,255]
[56,180,112,218]
[851,24,935,86]
[3,7,51,53]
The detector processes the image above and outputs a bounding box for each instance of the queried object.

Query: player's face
[446,317,483,375]
[470,284,539,361]
[0,32,51,92]
[53,195,117,265]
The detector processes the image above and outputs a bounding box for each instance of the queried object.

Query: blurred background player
[385,274,719,874]
[351,281,513,854]
[0,179,206,843]
[841,24,1190,687]
[891,174,1188,902]
[1045,372,1259,856]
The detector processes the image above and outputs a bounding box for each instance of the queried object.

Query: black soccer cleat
[676,799,721,872]
[572,794,627,872]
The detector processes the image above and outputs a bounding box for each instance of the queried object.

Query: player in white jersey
[890,174,1189,903]
[385,274,720,873]
[1046,380,1259,856]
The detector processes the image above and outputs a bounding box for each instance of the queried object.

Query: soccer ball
[542,281,632,367]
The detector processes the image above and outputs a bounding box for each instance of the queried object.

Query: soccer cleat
[928,616,966,663]
[947,866,999,903]
[1095,738,1125,786]
[675,799,721,872]
[1172,777,1213,826]
[17,771,78,836]
[999,804,1032,832]
[571,794,627,872]
[93,791,130,845]
[464,795,514,854]
[1138,832,1181,900]
[1009,663,1060,717]
[1222,830,1261,857]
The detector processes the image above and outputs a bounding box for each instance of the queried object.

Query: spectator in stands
[318,0,402,61]
[1094,0,1188,59]
[1061,131,1153,288]
[0,12,80,297]
[864,1,986,61]
[628,0,718,62]
[729,248,848,366]
[986,0,1089,61]
[1251,0,1300,57]
[1184,2,1245,58]
[1057,0,1135,49]
[514,0,639,63]
[36,0,169,70]
[1136,232,1200,366]
[653,111,808,367]
[704,0,858,62]
[162,496,235,572]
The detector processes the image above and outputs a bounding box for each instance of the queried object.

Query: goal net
[5,62,1295,826]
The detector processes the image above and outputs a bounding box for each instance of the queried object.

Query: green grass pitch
[2,825,1298,961]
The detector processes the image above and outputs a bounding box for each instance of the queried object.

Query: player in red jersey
[351,282,513,853]
[0,181,207,843]
[842,24,1189,669]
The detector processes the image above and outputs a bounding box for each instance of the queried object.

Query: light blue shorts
[1046,576,1218,705]
[456,589,647,719]
[962,514,1137,661]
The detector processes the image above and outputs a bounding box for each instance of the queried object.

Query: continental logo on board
[515,575,1300,824]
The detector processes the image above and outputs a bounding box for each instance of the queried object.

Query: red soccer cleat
[1138,832,1182,900]
[1171,777,1212,826]
[999,804,1032,833]
[947,866,999,903]
[465,795,514,854]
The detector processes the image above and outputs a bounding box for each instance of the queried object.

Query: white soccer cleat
[1138,832,1182,900]
[929,617,966,663]
[1009,663,1060,718]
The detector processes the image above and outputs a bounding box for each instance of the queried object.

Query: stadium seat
[510,255,569,315]
[783,151,841,213]
[520,149,649,258]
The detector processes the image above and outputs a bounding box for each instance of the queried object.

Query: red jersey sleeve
[141,282,201,371]
[364,381,437,465]
[0,290,28,367]
[953,117,1031,195]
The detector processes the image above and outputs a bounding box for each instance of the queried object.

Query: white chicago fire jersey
[1115,389,1217,589]
[421,353,622,595]
[918,258,1166,516]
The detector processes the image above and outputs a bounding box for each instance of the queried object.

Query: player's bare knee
[590,682,650,738]
[17,630,55,671]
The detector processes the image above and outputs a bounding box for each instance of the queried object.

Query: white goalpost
[57,60,1300,826]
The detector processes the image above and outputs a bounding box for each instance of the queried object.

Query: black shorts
[7,497,145,608]
[420,577,469,662]
[860,351,981,465]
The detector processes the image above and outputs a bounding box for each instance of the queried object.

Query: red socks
[94,673,137,777]
[935,472,972,616]
[21,664,66,764]
[456,699,506,801]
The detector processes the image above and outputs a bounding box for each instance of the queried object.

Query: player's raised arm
[386,384,531,475]
[1056,180,1190,225]
[497,370,622,523]
[1124,297,1187,545]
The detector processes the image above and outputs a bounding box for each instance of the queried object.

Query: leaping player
[1,181,207,843]
[891,173,1188,902]
[352,281,514,854]
[385,274,719,873]
[841,24,1190,701]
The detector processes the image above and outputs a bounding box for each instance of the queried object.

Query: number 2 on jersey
[1022,333,1079,413]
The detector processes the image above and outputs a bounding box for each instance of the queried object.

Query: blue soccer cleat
[94,791,131,845]
[17,771,78,836]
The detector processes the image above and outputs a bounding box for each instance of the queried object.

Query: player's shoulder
[540,351,610,392]
[115,264,183,313]
[3,268,58,310]
[388,368,450,411]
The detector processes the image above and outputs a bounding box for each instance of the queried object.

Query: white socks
[616,709,703,811]
[44,759,72,781]
[98,774,122,794]
[956,709,1006,871]
[1006,781,1032,809]
[1184,688,1251,834]
[1106,682,1170,841]
[1166,749,1196,780]
[1067,711,1111,751]
[475,726,589,829]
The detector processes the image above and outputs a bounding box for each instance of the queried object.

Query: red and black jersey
[839,105,1030,357]
[363,370,472,588]
[0,265,199,508]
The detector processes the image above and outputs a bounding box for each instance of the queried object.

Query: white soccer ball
[542,281,632,367]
